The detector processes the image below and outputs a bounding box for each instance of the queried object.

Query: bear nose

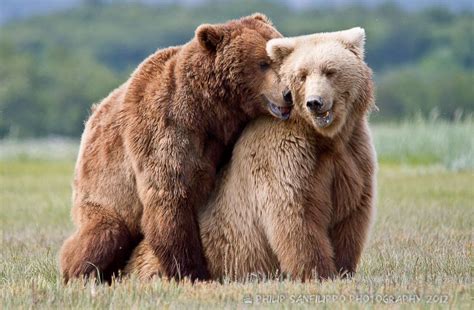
[282,87,293,105]
[306,96,324,111]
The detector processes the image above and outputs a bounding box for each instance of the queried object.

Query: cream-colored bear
[125,28,377,281]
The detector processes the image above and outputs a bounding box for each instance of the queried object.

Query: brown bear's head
[267,28,375,137]
[194,13,293,120]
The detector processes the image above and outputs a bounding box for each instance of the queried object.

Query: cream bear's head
[267,28,375,137]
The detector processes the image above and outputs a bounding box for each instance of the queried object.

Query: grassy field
[1,122,473,308]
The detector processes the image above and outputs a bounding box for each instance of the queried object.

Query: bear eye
[259,61,270,71]
[299,73,307,82]
[324,68,337,77]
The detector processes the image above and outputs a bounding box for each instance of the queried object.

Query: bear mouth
[267,100,292,120]
[314,110,334,128]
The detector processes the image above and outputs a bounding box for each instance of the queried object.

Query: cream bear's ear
[337,27,366,59]
[266,38,295,62]
[196,24,223,51]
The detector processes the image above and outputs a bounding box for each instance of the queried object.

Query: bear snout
[306,96,323,111]
[282,87,293,105]
[306,95,332,114]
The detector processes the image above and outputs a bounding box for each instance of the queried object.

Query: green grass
[371,119,474,170]
[1,160,472,309]
[1,121,473,308]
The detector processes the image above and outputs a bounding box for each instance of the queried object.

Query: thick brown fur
[125,28,377,281]
[59,13,290,283]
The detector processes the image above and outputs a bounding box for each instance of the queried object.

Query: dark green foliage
[0,1,472,137]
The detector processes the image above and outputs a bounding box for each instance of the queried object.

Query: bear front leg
[126,122,212,281]
[265,202,337,281]
[329,193,374,278]
[133,139,212,281]
[60,205,136,283]
[139,182,209,281]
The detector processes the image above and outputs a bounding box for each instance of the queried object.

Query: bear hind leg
[60,205,138,283]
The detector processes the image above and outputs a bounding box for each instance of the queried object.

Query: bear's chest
[268,132,320,193]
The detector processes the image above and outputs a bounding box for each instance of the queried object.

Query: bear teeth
[317,111,330,118]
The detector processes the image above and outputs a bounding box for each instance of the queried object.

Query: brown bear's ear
[337,27,366,59]
[266,38,295,63]
[196,24,223,51]
[249,12,273,25]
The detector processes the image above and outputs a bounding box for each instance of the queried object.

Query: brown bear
[125,27,377,281]
[59,13,293,283]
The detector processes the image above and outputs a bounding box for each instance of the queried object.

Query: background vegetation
[0,0,473,138]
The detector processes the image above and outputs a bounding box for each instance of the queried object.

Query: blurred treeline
[0,1,473,138]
